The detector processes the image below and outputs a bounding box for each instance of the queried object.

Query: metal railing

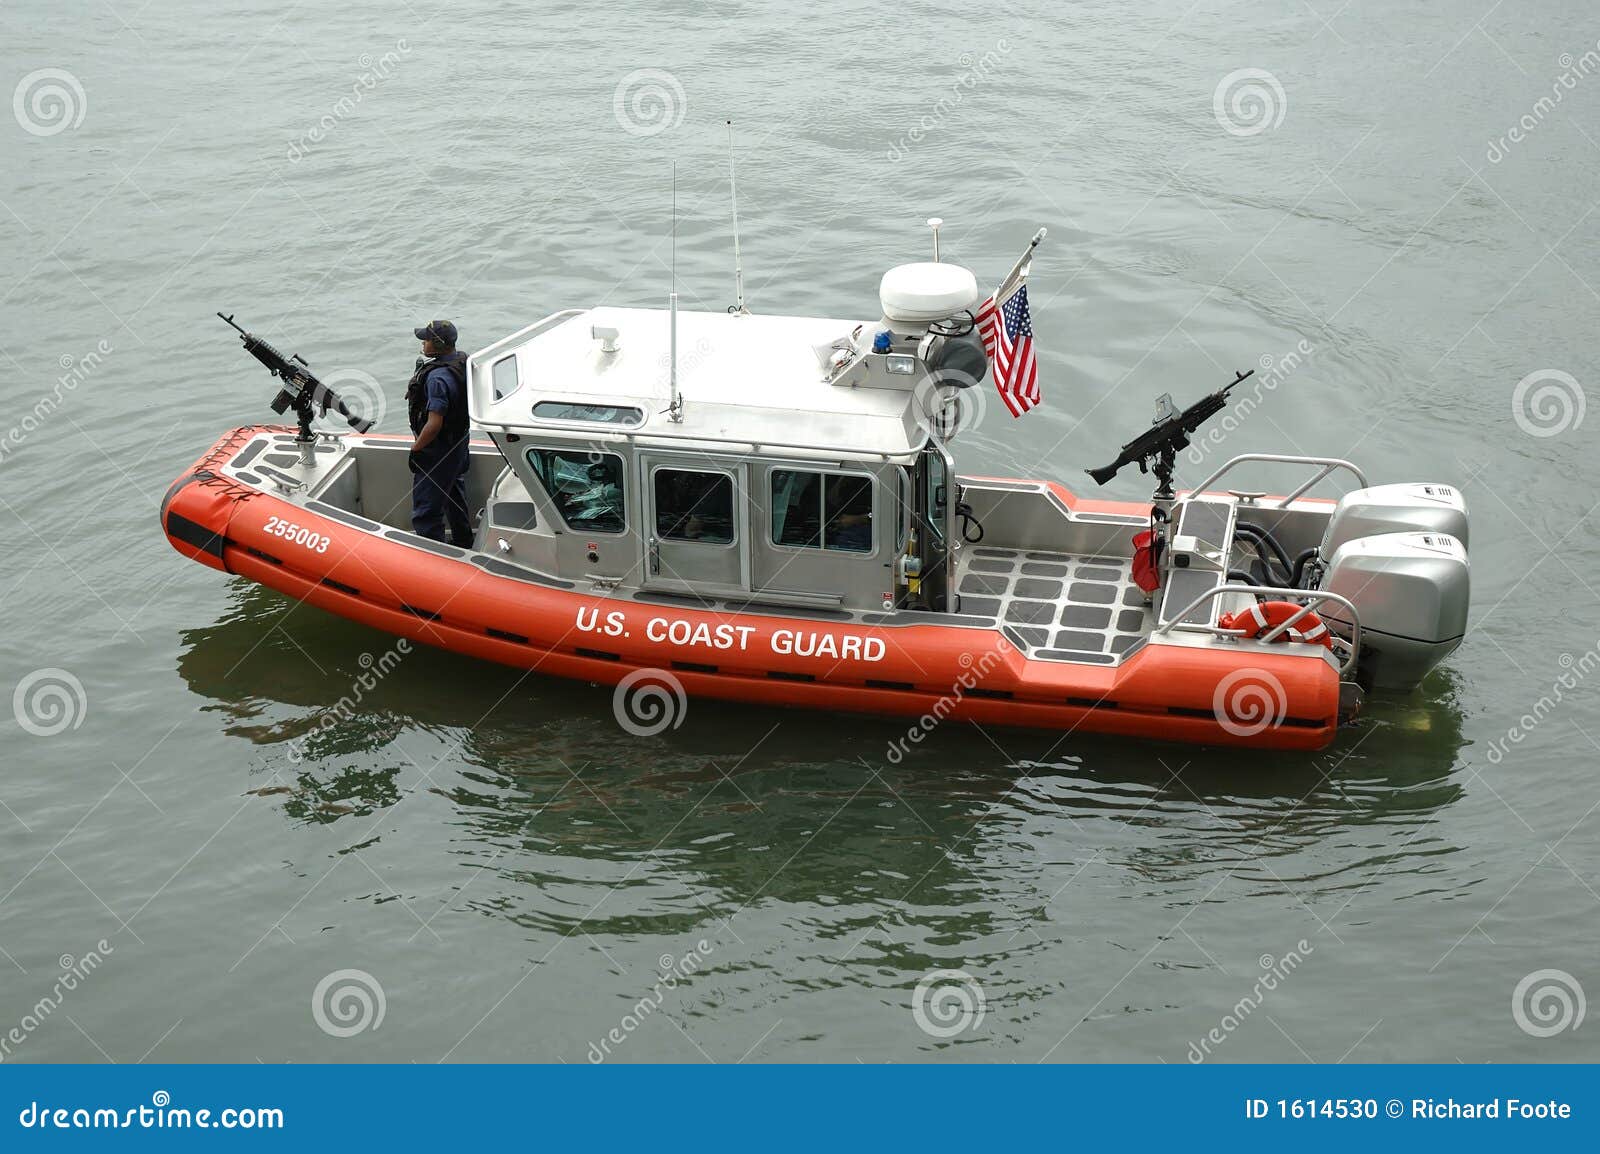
[1189,454,1368,508]
[467,309,585,421]
[1155,583,1361,677]
[470,308,584,364]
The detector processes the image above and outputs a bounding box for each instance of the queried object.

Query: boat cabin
[465,296,972,614]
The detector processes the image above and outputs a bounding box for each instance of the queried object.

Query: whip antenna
[668,291,682,422]
[668,162,684,422]
[728,120,747,314]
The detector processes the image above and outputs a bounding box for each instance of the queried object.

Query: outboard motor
[1307,484,1471,689]
[1320,483,1469,555]
[1318,531,1470,690]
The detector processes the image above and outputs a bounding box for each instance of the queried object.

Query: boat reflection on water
[178,584,1473,938]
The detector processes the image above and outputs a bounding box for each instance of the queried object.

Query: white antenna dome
[878,262,980,325]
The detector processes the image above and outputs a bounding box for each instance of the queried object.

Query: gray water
[3,0,1598,1064]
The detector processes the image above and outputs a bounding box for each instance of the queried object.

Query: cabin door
[638,454,749,594]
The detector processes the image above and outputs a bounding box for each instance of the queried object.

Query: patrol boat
[162,235,1470,751]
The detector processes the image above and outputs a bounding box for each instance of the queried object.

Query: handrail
[1155,583,1361,677]
[471,421,921,464]
[1188,454,1368,508]
[470,308,584,365]
[467,309,585,424]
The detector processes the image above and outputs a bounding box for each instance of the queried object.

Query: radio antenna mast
[668,290,682,422]
[668,162,683,422]
[727,120,747,314]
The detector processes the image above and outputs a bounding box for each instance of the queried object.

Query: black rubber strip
[575,647,621,662]
[485,627,531,645]
[1167,704,1327,730]
[320,576,359,595]
[671,660,718,674]
[165,510,227,560]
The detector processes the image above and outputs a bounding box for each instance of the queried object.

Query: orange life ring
[1218,600,1333,649]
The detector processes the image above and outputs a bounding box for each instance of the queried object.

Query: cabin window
[653,468,734,545]
[531,401,645,427]
[770,469,873,554]
[525,448,626,534]
[491,354,519,400]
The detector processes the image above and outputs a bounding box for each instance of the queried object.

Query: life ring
[1218,600,1333,649]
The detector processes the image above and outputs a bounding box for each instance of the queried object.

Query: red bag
[1130,529,1160,593]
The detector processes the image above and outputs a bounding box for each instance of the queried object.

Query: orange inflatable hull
[161,429,1343,750]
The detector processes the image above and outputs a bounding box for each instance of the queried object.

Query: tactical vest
[406,350,470,443]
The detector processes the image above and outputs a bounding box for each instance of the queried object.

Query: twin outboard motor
[1313,484,1470,689]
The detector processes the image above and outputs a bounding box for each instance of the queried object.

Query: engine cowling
[1321,483,1469,555]
[1319,532,1469,690]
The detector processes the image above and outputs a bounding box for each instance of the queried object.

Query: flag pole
[995,227,1047,300]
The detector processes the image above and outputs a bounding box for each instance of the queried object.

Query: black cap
[414,319,458,347]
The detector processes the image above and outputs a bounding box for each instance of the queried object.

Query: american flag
[975,281,1040,417]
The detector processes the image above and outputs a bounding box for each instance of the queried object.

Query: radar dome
[878,263,980,325]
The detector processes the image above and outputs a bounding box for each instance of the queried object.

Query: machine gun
[217,313,374,462]
[1086,368,1254,502]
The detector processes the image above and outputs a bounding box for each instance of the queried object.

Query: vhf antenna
[728,120,748,315]
[668,160,683,423]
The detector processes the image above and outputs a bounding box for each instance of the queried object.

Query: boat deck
[955,547,1153,666]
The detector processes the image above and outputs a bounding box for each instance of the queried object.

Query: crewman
[406,319,473,546]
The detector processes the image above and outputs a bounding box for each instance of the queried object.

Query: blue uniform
[408,358,472,546]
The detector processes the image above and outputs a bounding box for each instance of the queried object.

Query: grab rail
[1155,583,1361,677]
[471,308,584,364]
[467,309,585,422]
[1188,454,1368,508]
